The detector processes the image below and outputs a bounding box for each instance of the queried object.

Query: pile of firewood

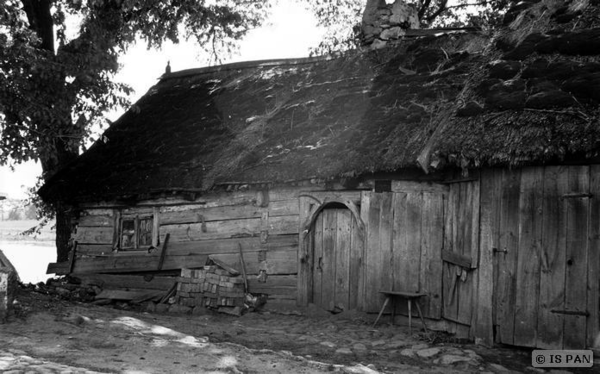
[177,265,246,313]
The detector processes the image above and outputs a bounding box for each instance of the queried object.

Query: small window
[119,216,154,250]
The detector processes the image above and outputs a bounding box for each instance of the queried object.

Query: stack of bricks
[177,265,246,310]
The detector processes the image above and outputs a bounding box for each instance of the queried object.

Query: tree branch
[419,0,433,20]
[425,0,449,23]
[445,1,491,10]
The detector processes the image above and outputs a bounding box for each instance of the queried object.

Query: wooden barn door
[492,166,600,349]
[442,178,480,335]
[311,206,362,312]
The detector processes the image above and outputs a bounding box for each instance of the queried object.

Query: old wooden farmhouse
[40,0,600,350]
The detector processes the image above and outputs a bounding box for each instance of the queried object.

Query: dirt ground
[0,286,598,374]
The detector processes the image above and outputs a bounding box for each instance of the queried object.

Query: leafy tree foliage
[304,0,511,55]
[0,0,270,261]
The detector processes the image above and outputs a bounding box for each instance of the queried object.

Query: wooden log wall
[45,165,599,349]
[49,187,312,304]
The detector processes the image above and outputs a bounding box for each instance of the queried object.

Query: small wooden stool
[372,291,428,334]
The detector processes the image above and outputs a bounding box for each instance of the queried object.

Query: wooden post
[238,244,248,293]
[472,169,499,345]
[68,241,78,274]
[157,233,170,271]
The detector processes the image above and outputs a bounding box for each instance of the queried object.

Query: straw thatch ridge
[40,0,600,203]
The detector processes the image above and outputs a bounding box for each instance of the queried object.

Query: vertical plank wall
[442,177,480,337]
[360,166,598,350]
[485,166,599,349]
[362,184,445,318]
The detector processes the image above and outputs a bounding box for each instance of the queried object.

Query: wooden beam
[441,249,472,269]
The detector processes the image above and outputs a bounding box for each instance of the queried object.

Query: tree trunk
[54,201,73,262]
[40,138,79,262]
[23,0,79,263]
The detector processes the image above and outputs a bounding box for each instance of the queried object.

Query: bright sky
[0,2,325,200]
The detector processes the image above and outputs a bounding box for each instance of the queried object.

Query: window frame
[117,213,156,251]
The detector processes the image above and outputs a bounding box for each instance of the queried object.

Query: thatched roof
[40,0,600,203]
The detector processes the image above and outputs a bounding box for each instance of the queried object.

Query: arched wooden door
[311,205,363,312]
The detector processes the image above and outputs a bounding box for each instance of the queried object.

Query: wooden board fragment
[563,166,589,349]
[95,289,164,302]
[75,227,114,245]
[513,167,543,347]
[349,212,362,310]
[297,196,314,306]
[358,191,371,311]
[78,214,113,227]
[335,209,351,311]
[391,192,408,298]
[472,169,500,345]
[160,218,261,242]
[364,192,382,312]
[442,182,460,327]
[312,211,324,307]
[80,274,176,291]
[441,250,472,268]
[207,256,240,276]
[494,168,521,345]
[588,165,600,349]
[537,166,567,349]
[420,192,444,320]
[456,182,476,334]
[321,209,337,311]
[379,192,394,312]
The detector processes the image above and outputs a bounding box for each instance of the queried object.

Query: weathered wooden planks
[207,247,298,275]
[441,178,479,333]
[312,211,324,306]
[363,192,392,313]
[78,214,113,227]
[77,244,114,256]
[65,254,209,274]
[419,192,444,320]
[379,192,394,312]
[513,167,544,347]
[391,192,408,297]
[154,235,297,257]
[75,227,114,245]
[321,209,337,311]
[159,205,265,225]
[349,212,363,310]
[442,181,460,326]
[335,209,351,311]
[494,168,521,345]
[472,169,500,344]
[537,166,567,349]
[563,166,589,349]
[392,180,448,194]
[296,196,314,306]
[79,274,176,291]
[359,191,371,311]
[248,275,297,296]
[587,165,600,349]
